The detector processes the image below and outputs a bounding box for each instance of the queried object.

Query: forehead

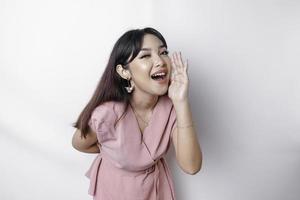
[141,34,165,50]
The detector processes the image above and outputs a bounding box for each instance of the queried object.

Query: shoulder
[91,101,123,124]
[93,101,114,113]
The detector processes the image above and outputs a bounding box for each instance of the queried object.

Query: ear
[116,64,131,80]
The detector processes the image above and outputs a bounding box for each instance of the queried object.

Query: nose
[153,54,164,67]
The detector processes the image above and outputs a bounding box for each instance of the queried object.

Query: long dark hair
[73,27,168,138]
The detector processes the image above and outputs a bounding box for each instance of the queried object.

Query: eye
[161,50,169,55]
[140,54,150,59]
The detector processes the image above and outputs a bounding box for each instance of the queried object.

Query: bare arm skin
[172,100,202,175]
[168,52,202,175]
[72,129,100,153]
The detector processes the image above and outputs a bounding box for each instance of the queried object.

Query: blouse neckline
[129,96,162,137]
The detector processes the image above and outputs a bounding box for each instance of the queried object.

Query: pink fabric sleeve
[88,102,117,143]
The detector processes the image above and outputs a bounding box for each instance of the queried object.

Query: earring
[125,78,134,93]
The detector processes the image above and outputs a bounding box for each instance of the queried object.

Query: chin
[156,87,169,96]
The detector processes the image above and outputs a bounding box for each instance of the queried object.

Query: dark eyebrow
[140,45,166,51]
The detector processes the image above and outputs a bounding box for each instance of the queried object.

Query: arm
[72,129,101,153]
[168,51,202,175]
[172,100,202,175]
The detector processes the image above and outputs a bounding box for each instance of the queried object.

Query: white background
[1,0,299,199]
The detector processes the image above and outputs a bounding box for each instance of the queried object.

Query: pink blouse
[86,95,177,200]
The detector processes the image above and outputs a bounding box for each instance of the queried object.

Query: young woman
[72,27,202,200]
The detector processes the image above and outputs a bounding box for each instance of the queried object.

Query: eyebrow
[140,45,166,51]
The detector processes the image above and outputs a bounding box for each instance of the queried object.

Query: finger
[171,58,176,72]
[176,52,185,73]
[171,72,181,83]
[171,67,175,80]
[177,52,182,68]
[178,52,184,69]
[172,76,180,82]
[173,52,179,67]
[170,72,174,83]
[171,55,178,72]
[184,59,188,72]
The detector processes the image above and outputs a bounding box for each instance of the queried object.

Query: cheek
[136,63,152,76]
[131,66,152,84]
[131,61,150,74]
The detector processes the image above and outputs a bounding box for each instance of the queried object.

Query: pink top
[86,95,177,200]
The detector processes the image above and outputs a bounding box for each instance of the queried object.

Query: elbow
[185,165,201,175]
[71,130,86,152]
[182,157,203,175]
[72,138,88,153]
[186,150,203,175]
[72,136,82,151]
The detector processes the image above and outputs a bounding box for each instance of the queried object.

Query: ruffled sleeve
[88,102,117,143]
[86,102,117,196]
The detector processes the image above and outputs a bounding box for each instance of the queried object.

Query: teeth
[152,72,166,77]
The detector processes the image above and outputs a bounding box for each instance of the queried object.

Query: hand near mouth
[168,51,189,103]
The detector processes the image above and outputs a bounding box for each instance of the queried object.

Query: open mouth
[150,72,167,81]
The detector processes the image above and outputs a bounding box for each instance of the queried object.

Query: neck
[129,92,159,112]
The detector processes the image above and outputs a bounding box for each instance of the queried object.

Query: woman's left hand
[168,51,189,103]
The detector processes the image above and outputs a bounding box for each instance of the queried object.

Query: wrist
[177,122,194,128]
[172,98,189,106]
